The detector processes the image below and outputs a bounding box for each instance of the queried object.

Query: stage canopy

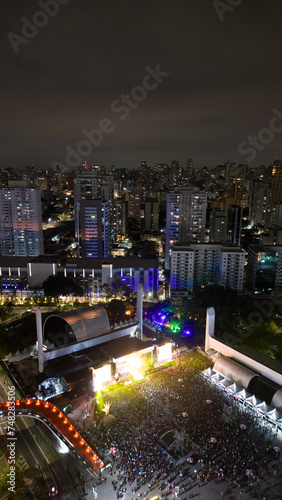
[43,305,111,347]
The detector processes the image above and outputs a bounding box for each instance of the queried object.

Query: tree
[100,284,114,299]
[42,275,82,298]
[106,299,126,322]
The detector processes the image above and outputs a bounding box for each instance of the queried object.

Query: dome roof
[43,305,110,347]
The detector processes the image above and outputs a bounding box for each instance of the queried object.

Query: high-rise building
[246,244,282,294]
[227,205,243,245]
[100,175,114,202]
[79,200,111,258]
[144,198,159,232]
[74,172,99,238]
[249,184,270,225]
[169,160,181,188]
[183,158,193,185]
[0,183,43,257]
[113,199,127,239]
[73,171,99,201]
[165,188,207,268]
[272,203,282,227]
[209,209,227,243]
[220,247,245,291]
[170,243,245,297]
[126,192,141,219]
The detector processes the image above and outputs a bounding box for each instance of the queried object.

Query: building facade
[246,244,282,294]
[144,198,159,232]
[209,209,227,243]
[165,188,207,268]
[170,244,245,297]
[79,200,111,258]
[0,257,159,300]
[227,205,243,245]
[0,184,43,257]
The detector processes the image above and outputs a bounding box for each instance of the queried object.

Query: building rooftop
[100,337,153,359]
[64,257,158,269]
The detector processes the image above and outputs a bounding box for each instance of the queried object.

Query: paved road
[0,367,78,499]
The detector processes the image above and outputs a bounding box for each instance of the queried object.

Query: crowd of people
[80,356,282,499]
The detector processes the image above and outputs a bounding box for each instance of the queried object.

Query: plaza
[67,352,282,500]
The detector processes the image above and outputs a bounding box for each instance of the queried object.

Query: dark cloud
[1,0,282,169]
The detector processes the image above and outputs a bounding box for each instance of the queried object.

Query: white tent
[206,367,213,376]
[276,416,282,429]
[256,401,271,414]
[236,388,250,401]
[227,382,242,394]
[267,408,281,422]
[202,367,216,378]
[211,372,224,383]
[218,377,232,389]
[245,395,262,407]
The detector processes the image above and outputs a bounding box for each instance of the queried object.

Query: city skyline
[1,1,282,169]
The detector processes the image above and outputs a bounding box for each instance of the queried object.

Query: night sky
[1,0,282,169]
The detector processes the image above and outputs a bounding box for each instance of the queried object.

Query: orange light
[35,400,41,406]
[5,401,9,407]
[80,439,85,446]
[58,412,63,418]
[68,425,73,431]
[99,462,104,468]
[85,446,91,453]
[63,418,68,424]
[44,402,49,408]
[16,400,20,406]
[26,399,32,405]
[52,406,57,412]
[74,432,79,438]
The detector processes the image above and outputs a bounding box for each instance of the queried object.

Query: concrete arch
[43,305,110,346]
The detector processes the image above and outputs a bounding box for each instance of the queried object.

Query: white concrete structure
[36,285,145,372]
[137,283,143,341]
[205,307,282,387]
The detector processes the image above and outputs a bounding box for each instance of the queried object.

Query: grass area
[181,350,213,371]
